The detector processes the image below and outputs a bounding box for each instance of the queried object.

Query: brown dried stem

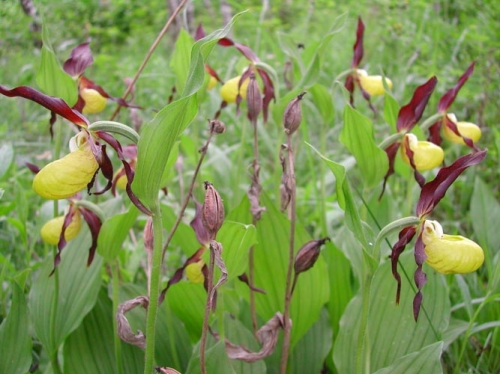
[200,241,216,374]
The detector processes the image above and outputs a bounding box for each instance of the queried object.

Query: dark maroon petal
[195,24,206,41]
[403,137,426,188]
[91,144,113,196]
[25,162,40,174]
[0,85,88,127]
[345,75,355,106]
[437,62,475,112]
[205,64,223,83]
[379,142,400,200]
[97,131,152,216]
[413,232,427,321]
[238,273,267,294]
[427,120,443,146]
[49,111,57,139]
[390,226,417,305]
[63,42,94,77]
[80,207,102,266]
[159,247,205,304]
[122,144,138,159]
[257,68,276,123]
[396,77,438,132]
[190,201,212,246]
[50,204,78,275]
[351,17,365,68]
[416,149,487,217]
[413,291,423,322]
[79,76,142,110]
[218,38,259,62]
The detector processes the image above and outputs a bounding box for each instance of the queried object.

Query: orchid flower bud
[356,69,393,96]
[81,88,107,114]
[401,133,444,171]
[283,92,306,135]
[40,209,82,245]
[220,76,250,103]
[444,113,482,145]
[207,76,218,91]
[185,260,205,284]
[201,181,224,240]
[422,220,484,274]
[33,133,99,199]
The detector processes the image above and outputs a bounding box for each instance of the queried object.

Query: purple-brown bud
[209,119,226,134]
[202,181,225,240]
[294,237,330,275]
[246,73,262,122]
[283,91,306,135]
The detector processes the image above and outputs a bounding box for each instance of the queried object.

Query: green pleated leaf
[0,282,32,374]
[133,14,242,210]
[384,93,400,131]
[186,339,237,374]
[290,308,333,374]
[218,220,256,282]
[171,29,194,95]
[373,341,444,374]
[334,252,450,373]
[340,105,389,188]
[161,203,200,257]
[309,83,335,124]
[232,194,329,349]
[63,288,144,374]
[308,142,369,250]
[97,205,139,261]
[29,230,103,355]
[168,282,206,342]
[36,25,78,106]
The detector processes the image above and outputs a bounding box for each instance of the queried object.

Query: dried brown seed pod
[202,181,225,240]
[246,73,262,122]
[294,237,330,275]
[209,119,226,134]
[283,91,306,135]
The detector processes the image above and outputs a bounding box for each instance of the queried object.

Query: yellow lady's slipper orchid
[185,260,205,284]
[443,113,482,145]
[356,69,393,96]
[401,133,444,171]
[422,220,484,274]
[81,88,107,114]
[33,134,99,199]
[40,210,82,245]
[220,76,250,103]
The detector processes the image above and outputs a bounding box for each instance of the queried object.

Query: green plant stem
[200,244,215,374]
[279,133,296,374]
[109,0,188,121]
[419,112,443,133]
[378,132,404,150]
[333,69,353,83]
[50,351,62,374]
[111,261,124,374]
[143,202,163,374]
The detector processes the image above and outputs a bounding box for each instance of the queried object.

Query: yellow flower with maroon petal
[40,209,82,245]
[356,69,393,96]
[33,133,99,199]
[220,76,250,103]
[81,88,107,114]
[185,260,205,284]
[443,113,482,145]
[401,133,444,171]
[422,220,484,274]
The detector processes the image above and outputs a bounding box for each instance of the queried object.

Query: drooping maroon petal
[218,38,259,62]
[158,247,206,304]
[427,120,443,146]
[97,131,152,216]
[379,142,400,200]
[416,149,487,218]
[50,204,78,275]
[63,42,94,77]
[437,62,475,112]
[25,162,40,174]
[390,226,417,304]
[403,137,426,188]
[0,85,88,127]
[237,273,267,294]
[235,68,253,116]
[195,24,206,41]
[79,76,142,110]
[344,74,355,106]
[257,68,276,123]
[79,207,102,266]
[443,115,477,149]
[396,77,437,132]
[205,64,223,83]
[91,144,114,196]
[190,201,212,247]
[351,17,365,68]
[413,232,427,321]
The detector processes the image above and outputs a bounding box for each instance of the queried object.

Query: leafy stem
[200,242,216,374]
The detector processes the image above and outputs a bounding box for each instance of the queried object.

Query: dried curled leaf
[116,296,149,349]
[209,240,227,307]
[224,312,288,362]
